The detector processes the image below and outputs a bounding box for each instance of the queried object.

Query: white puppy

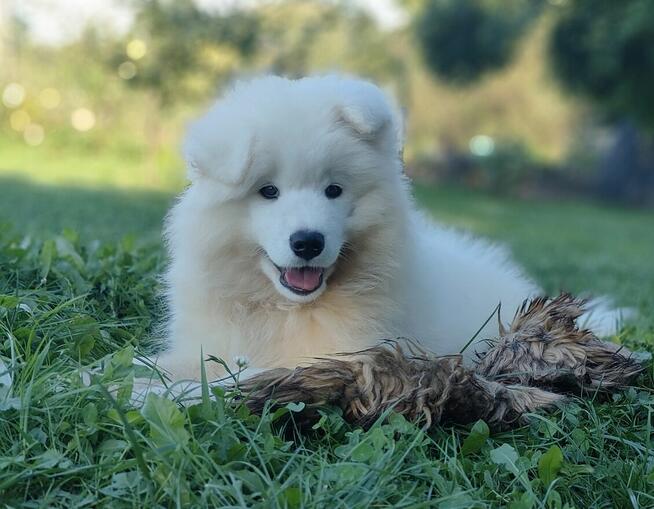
[157,75,622,381]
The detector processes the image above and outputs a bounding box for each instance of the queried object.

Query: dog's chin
[260,257,332,304]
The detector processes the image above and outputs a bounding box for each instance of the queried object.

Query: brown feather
[238,294,646,430]
[476,294,644,392]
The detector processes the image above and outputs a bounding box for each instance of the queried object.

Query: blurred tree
[414,0,654,203]
[254,1,405,87]
[549,0,654,202]
[109,0,259,182]
[414,0,542,85]
[118,0,259,106]
[256,1,340,77]
[549,0,654,129]
[0,12,28,80]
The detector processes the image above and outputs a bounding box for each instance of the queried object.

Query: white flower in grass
[233,355,250,368]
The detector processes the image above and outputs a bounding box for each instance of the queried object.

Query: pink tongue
[284,268,323,291]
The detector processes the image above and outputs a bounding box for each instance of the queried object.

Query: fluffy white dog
[157,75,622,381]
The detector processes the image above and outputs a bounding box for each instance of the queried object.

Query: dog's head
[181,75,406,303]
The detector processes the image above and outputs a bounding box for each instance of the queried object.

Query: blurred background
[1,0,653,306]
[3,0,654,200]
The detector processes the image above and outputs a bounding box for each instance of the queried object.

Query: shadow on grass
[1,174,175,243]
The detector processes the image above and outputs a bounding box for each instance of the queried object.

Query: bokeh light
[10,110,31,131]
[118,61,137,80]
[126,39,147,60]
[71,108,96,131]
[24,123,45,146]
[39,88,62,109]
[2,83,26,108]
[469,135,495,157]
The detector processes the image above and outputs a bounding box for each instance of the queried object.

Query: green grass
[0,135,186,192]
[1,176,653,507]
[1,176,172,243]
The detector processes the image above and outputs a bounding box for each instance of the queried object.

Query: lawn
[1,172,653,507]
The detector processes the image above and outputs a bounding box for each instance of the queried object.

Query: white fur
[157,75,624,381]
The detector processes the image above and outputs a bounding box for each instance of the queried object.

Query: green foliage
[490,443,529,490]
[415,0,541,84]
[538,445,564,486]
[0,184,653,506]
[116,0,259,106]
[0,176,173,241]
[549,0,654,128]
[141,393,190,449]
[476,141,540,193]
[415,0,654,129]
[461,419,489,455]
[254,1,405,83]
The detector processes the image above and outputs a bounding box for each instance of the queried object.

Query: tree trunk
[596,121,654,205]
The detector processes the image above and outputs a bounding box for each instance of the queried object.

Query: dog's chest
[234,296,389,369]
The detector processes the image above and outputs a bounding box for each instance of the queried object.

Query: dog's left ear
[334,80,404,153]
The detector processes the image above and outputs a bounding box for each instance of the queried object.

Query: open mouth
[278,266,325,295]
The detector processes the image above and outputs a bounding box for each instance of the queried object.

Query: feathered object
[239,295,647,430]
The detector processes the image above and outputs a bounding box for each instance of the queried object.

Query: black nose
[290,230,324,260]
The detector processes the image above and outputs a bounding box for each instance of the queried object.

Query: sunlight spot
[39,88,62,109]
[71,108,96,131]
[10,110,31,131]
[2,83,26,108]
[118,61,137,80]
[24,123,45,146]
[126,39,147,60]
[469,135,495,157]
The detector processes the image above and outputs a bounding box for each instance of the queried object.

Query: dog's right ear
[183,112,254,186]
[333,78,404,155]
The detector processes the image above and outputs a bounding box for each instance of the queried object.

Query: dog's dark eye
[259,184,279,200]
[325,184,342,199]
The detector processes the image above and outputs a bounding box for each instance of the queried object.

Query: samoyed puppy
[157,75,622,381]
